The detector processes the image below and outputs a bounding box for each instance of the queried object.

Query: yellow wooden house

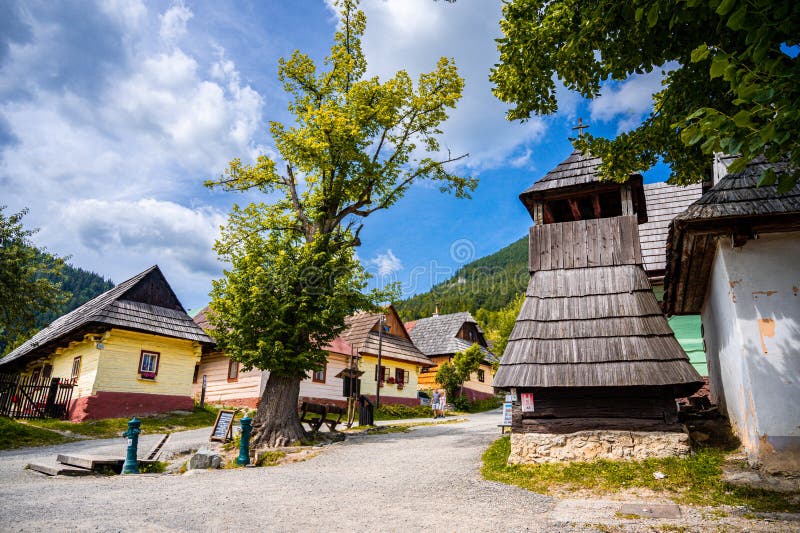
[0,266,213,421]
[407,312,497,400]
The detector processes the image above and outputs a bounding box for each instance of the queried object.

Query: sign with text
[210,409,236,442]
[520,392,535,413]
[502,401,513,426]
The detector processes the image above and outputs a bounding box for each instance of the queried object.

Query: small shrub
[452,395,470,412]
[467,396,503,413]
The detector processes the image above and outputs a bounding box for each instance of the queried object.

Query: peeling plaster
[757,318,776,354]
[752,290,778,299]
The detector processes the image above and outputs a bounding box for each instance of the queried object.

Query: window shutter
[375,364,379,381]
[404,369,410,385]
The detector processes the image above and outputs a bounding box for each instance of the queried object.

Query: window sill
[137,377,157,383]
[227,378,239,383]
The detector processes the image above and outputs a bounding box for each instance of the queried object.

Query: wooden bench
[300,402,346,434]
[323,405,345,432]
[300,402,327,434]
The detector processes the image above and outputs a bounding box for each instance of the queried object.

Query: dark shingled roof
[663,159,800,315]
[493,215,704,396]
[0,266,213,368]
[521,150,604,194]
[407,312,497,362]
[341,308,433,367]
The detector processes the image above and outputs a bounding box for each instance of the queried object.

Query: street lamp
[376,314,384,408]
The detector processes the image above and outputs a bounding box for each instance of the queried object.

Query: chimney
[433,303,439,317]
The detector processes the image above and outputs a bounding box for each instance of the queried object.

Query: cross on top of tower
[572,118,589,138]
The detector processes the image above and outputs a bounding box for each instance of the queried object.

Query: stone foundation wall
[509,429,692,464]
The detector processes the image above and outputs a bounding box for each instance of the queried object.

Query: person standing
[439,389,447,418]
[432,389,441,418]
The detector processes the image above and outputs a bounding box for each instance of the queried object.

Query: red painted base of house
[68,391,194,421]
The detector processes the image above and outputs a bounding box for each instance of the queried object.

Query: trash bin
[358,395,374,426]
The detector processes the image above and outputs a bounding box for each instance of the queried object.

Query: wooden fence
[0,373,75,420]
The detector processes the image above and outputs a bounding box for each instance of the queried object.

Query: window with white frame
[139,351,159,379]
[312,363,326,383]
[228,359,240,381]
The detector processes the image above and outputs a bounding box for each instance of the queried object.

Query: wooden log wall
[529,216,642,272]
[510,387,679,433]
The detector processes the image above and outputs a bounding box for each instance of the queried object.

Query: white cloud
[369,249,403,277]
[159,3,192,43]
[357,0,547,172]
[0,1,266,306]
[589,65,675,133]
[39,199,226,307]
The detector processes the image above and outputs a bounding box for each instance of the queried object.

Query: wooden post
[533,202,543,225]
[568,199,582,221]
[621,184,633,216]
[542,203,555,224]
[592,194,602,218]
[200,375,207,408]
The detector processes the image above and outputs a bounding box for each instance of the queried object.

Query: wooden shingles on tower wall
[493,215,704,397]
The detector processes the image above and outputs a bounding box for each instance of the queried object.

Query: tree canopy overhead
[491,0,799,190]
[206,0,471,447]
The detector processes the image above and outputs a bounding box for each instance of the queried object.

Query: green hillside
[395,236,528,321]
[35,263,114,328]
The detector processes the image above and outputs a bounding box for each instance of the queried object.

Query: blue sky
[0,0,673,310]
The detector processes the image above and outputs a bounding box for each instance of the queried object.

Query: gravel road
[0,410,565,532]
[1,411,793,532]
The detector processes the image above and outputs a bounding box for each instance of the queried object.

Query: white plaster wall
[702,231,800,471]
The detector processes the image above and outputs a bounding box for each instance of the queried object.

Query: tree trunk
[251,373,307,448]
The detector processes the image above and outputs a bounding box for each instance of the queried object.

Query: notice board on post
[210,409,236,442]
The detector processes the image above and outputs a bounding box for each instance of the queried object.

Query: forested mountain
[395,236,528,321]
[35,263,114,328]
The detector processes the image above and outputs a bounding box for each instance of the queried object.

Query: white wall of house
[701,231,800,472]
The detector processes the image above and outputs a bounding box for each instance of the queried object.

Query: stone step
[57,454,124,472]
[27,463,94,477]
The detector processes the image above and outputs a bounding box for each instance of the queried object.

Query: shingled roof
[340,308,433,367]
[0,266,213,369]
[640,182,704,275]
[518,149,648,223]
[407,312,496,362]
[493,215,704,396]
[663,159,800,315]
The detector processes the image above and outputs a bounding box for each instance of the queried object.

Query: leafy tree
[206,0,472,447]
[434,360,461,401]
[452,343,485,395]
[435,344,485,401]
[491,0,800,189]
[0,207,67,355]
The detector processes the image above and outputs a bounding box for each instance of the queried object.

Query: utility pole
[376,314,384,408]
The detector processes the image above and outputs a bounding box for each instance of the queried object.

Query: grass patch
[27,405,219,439]
[256,450,286,467]
[139,461,167,474]
[374,403,434,421]
[481,436,796,513]
[0,416,73,450]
